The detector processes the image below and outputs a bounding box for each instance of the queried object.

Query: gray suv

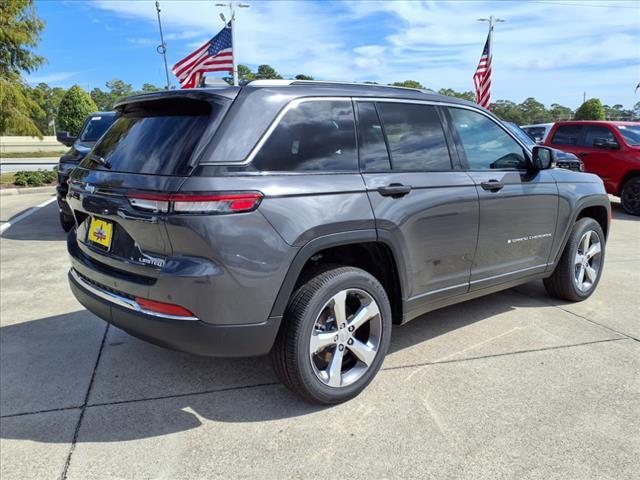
[66,81,610,404]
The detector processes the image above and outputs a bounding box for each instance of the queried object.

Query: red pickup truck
[544,121,640,215]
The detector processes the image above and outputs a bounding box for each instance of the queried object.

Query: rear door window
[252,100,357,172]
[581,126,618,147]
[82,97,223,176]
[376,102,451,171]
[551,125,583,146]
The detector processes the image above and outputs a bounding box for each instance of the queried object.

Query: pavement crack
[513,289,639,343]
[0,405,82,419]
[382,337,628,373]
[59,323,109,480]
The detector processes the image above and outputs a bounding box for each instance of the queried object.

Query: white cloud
[26,71,79,84]
[92,0,640,107]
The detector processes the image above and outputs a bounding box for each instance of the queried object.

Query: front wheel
[620,177,640,216]
[271,266,392,404]
[544,217,605,302]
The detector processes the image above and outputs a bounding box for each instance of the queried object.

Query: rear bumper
[68,268,281,357]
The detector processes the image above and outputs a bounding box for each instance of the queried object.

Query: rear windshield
[81,97,223,175]
[79,115,116,142]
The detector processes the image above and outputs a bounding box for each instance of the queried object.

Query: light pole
[215,2,250,86]
[155,1,171,89]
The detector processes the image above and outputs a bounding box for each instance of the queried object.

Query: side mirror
[56,131,77,147]
[592,138,619,150]
[532,146,556,170]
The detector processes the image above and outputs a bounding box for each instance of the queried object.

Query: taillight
[126,192,263,214]
[135,297,195,318]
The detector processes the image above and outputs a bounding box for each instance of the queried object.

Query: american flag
[473,30,492,109]
[172,23,233,89]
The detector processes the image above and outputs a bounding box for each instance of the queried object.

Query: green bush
[575,98,605,120]
[57,85,98,136]
[13,169,57,187]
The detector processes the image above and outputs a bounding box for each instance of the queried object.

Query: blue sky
[29,0,640,109]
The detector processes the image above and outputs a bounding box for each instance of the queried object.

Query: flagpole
[216,2,250,86]
[155,1,171,89]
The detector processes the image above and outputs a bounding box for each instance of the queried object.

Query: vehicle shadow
[0,201,67,241]
[610,198,638,222]
[0,283,552,444]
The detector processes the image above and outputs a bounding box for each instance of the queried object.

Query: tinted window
[84,98,220,176]
[582,126,617,147]
[503,122,536,147]
[449,108,527,170]
[356,102,391,171]
[79,115,116,142]
[252,101,357,172]
[522,126,546,143]
[376,103,451,171]
[551,125,583,146]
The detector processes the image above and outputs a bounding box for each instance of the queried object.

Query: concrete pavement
[0,195,638,479]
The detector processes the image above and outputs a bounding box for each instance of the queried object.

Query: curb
[0,186,56,197]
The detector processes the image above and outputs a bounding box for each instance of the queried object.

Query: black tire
[543,217,605,302]
[620,176,640,216]
[271,266,392,404]
[59,212,74,232]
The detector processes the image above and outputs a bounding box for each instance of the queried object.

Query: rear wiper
[88,154,111,169]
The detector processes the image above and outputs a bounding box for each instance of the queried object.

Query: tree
[57,85,98,135]
[390,80,425,89]
[575,98,605,120]
[295,74,314,80]
[28,82,65,134]
[438,88,475,102]
[140,83,162,93]
[90,87,112,111]
[0,0,46,136]
[549,103,573,121]
[491,100,526,124]
[255,64,282,80]
[518,97,548,124]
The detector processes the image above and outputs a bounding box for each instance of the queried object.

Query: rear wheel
[271,266,392,404]
[620,177,640,216]
[59,211,74,232]
[543,218,605,302]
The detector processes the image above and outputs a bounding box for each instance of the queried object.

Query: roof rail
[245,79,429,93]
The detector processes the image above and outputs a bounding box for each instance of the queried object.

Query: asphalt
[0,193,638,479]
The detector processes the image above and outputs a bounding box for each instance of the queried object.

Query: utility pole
[583,91,586,104]
[215,2,250,86]
[155,1,171,90]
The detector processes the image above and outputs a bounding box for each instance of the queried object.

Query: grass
[1,150,66,158]
[0,172,15,185]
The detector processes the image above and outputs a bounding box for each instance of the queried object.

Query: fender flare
[269,229,407,318]
[550,195,611,269]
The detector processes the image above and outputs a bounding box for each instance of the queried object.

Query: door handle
[480,180,504,192]
[377,183,412,198]
[578,152,589,158]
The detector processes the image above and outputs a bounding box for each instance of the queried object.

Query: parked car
[65,81,610,404]
[56,112,117,231]
[503,121,584,171]
[544,121,640,215]
[521,123,554,144]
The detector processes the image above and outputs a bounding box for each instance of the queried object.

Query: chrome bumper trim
[70,268,199,321]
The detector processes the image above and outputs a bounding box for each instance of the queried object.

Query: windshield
[81,97,224,176]
[616,125,640,146]
[503,122,536,148]
[79,115,116,142]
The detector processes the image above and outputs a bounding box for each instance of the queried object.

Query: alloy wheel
[574,230,602,292]
[309,289,382,388]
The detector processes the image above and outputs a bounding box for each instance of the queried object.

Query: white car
[521,123,554,144]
